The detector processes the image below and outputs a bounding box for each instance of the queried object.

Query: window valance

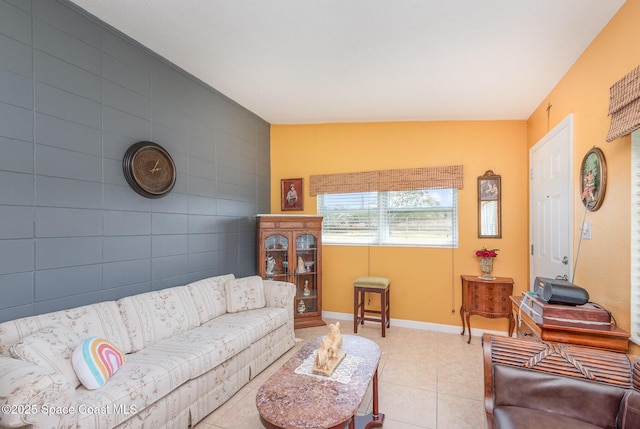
[607,65,640,142]
[309,165,463,196]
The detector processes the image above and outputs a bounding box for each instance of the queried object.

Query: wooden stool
[353,276,390,337]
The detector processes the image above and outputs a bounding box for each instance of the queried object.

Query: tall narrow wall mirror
[478,170,501,238]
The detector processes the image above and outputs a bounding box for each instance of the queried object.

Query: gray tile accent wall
[0,0,271,322]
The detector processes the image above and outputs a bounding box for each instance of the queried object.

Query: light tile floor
[194,319,486,429]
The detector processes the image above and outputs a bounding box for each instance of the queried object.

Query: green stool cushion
[354,276,390,289]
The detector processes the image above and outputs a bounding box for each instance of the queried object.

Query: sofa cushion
[187,274,235,323]
[74,349,193,429]
[134,326,252,380]
[203,306,290,345]
[0,357,77,429]
[225,276,266,313]
[494,406,605,429]
[117,286,201,352]
[0,301,132,356]
[72,337,126,390]
[73,325,255,429]
[8,324,82,387]
[493,364,625,428]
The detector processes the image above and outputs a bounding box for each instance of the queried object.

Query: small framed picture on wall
[281,178,303,211]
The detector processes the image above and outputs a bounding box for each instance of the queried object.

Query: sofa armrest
[263,280,296,315]
[0,356,77,429]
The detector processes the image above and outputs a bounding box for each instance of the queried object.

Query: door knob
[562,256,569,265]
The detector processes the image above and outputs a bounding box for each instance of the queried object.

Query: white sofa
[0,275,296,429]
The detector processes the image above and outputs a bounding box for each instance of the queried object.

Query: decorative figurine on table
[266,254,275,275]
[303,280,311,296]
[313,322,346,376]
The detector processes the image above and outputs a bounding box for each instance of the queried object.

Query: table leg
[371,368,381,421]
[353,368,384,429]
[512,307,520,338]
[465,311,472,344]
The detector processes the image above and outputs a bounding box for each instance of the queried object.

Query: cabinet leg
[508,313,515,337]
[465,312,472,344]
[459,306,466,336]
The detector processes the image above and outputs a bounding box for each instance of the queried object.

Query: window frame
[631,129,640,345]
[317,188,458,248]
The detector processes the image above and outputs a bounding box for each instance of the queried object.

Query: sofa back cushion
[9,324,82,387]
[187,274,235,323]
[117,286,200,352]
[494,364,625,428]
[0,301,132,356]
[225,276,266,313]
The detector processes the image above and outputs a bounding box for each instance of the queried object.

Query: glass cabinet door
[264,234,289,280]
[256,215,324,329]
[294,233,318,315]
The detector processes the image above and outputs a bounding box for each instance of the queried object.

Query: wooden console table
[460,275,514,344]
[510,295,630,352]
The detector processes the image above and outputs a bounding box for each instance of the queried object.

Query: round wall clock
[123,141,176,198]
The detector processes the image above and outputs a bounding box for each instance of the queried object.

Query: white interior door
[529,114,573,288]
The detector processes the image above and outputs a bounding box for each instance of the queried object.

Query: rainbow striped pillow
[72,337,126,390]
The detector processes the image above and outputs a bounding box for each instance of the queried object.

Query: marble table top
[256,335,381,429]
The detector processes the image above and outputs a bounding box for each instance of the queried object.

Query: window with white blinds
[632,129,640,345]
[317,188,458,247]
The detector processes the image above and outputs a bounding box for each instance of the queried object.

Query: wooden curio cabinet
[256,215,325,329]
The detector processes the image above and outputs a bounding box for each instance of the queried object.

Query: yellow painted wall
[271,121,529,332]
[527,0,640,354]
[270,1,640,353]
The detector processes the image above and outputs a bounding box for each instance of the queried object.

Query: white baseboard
[321,311,511,338]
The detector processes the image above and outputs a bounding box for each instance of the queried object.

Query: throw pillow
[225,276,266,313]
[72,337,126,390]
[9,324,82,387]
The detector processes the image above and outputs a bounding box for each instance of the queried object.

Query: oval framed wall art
[580,147,607,211]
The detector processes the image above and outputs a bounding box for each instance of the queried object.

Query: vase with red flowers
[475,247,499,280]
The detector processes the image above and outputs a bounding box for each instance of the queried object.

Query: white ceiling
[68,0,626,124]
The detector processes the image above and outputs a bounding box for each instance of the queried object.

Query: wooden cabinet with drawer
[460,275,514,343]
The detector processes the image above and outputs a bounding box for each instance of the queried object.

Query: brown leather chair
[482,334,640,429]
